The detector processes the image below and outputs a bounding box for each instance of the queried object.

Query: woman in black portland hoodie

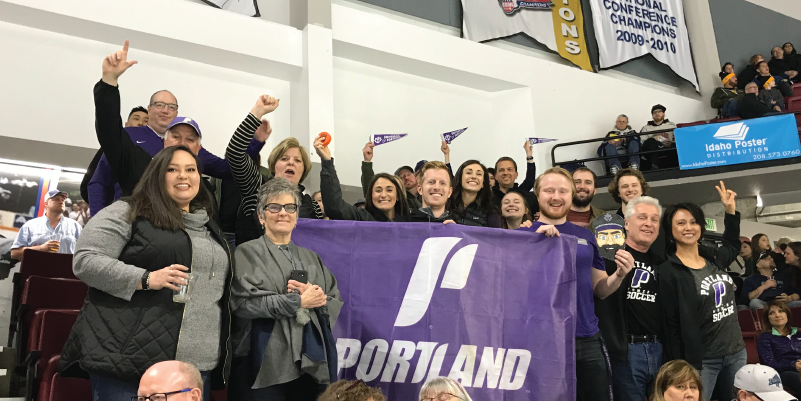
[658,181,744,401]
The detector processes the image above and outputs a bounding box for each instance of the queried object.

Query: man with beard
[595,196,666,401]
[523,167,635,401]
[568,167,605,229]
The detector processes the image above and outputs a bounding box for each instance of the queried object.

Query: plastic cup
[50,233,62,252]
[173,273,194,303]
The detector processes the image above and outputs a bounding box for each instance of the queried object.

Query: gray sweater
[73,201,228,371]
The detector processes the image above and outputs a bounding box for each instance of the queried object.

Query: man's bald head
[138,361,202,401]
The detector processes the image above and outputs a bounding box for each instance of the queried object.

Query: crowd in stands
[7,40,801,401]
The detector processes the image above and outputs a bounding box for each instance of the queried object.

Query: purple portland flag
[528,137,558,145]
[372,133,408,146]
[441,127,468,144]
[292,220,578,401]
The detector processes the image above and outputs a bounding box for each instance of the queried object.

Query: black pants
[781,371,801,396]
[247,373,326,401]
[640,138,678,170]
[576,332,612,401]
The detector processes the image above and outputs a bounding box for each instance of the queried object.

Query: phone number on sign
[615,30,676,53]
[763,149,801,159]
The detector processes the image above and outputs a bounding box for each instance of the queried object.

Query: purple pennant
[371,133,408,146]
[440,127,468,144]
[528,137,558,145]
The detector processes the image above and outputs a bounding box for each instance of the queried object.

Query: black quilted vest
[59,217,234,388]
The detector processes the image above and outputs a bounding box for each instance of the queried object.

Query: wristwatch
[141,271,151,290]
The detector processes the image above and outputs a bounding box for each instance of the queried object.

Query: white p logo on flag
[394,238,478,327]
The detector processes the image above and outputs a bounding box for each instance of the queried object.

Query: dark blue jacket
[757,328,801,372]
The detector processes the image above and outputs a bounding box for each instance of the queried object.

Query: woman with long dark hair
[753,233,789,272]
[59,146,234,401]
[659,182,744,401]
[313,137,409,222]
[446,160,501,227]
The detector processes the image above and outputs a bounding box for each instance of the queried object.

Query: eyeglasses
[336,379,366,399]
[263,203,299,214]
[421,392,462,401]
[150,101,179,111]
[132,389,192,401]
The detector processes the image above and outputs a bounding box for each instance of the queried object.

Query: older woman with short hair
[230,177,342,401]
[756,300,801,395]
[649,360,703,401]
[419,377,474,401]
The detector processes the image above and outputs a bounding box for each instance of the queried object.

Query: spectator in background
[783,42,801,66]
[315,139,410,222]
[730,236,754,278]
[69,201,90,227]
[599,114,640,175]
[639,104,677,170]
[756,75,786,110]
[137,361,203,401]
[756,301,801,396]
[659,183,745,401]
[409,161,454,223]
[446,160,501,227]
[63,198,73,219]
[500,191,533,230]
[312,191,329,220]
[722,62,735,75]
[769,46,800,83]
[125,106,148,128]
[317,380,385,401]
[756,61,795,97]
[353,199,366,209]
[731,364,797,401]
[649,360,702,401]
[231,178,342,401]
[738,82,776,119]
[608,168,650,218]
[487,167,496,188]
[491,142,537,212]
[711,71,743,117]
[737,55,764,90]
[568,167,605,229]
[741,253,800,309]
[59,146,233,401]
[419,377,473,401]
[752,233,789,272]
[10,189,82,261]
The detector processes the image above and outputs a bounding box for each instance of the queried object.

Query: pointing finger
[123,40,130,54]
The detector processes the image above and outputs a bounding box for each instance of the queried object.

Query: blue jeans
[700,348,747,401]
[611,341,663,401]
[90,371,212,401]
[602,141,640,170]
[721,98,739,117]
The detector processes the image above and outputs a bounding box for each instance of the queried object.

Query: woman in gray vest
[230,177,342,401]
[59,145,234,401]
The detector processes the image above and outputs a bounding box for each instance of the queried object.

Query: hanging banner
[372,134,408,146]
[589,0,699,90]
[199,0,259,17]
[529,137,558,145]
[461,0,593,71]
[441,128,468,144]
[292,220,578,401]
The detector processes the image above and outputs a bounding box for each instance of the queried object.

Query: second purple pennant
[528,137,558,145]
[371,133,408,146]
[441,127,468,144]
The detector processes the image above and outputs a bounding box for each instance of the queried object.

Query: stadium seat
[792,82,801,94]
[787,96,801,112]
[709,116,741,124]
[743,333,760,364]
[738,309,759,335]
[8,251,75,347]
[790,307,801,328]
[38,355,91,401]
[755,308,764,331]
[22,310,79,400]
[677,120,707,128]
[15,277,87,361]
[211,390,228,401]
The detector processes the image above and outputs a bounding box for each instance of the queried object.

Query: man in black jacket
[491,150,538,214]
[738,83,777,120]
[595,196,665,401]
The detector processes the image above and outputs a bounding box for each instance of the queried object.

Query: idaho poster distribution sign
[292,220,579,401]
[589,0,699,90]
[675,115,801,170]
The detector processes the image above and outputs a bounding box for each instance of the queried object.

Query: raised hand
[251,95,280,119]
[441,140,450,164]
[614,249,635,278]
[102,40,138,86]
[523,139,533,158]
[715,180,737,214]
[254,120,272,143]
[313,136,332,160]
[362,142,374,162]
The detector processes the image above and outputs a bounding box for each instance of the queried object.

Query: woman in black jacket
[313,137,409,222]
[446,160,501,228]
[59,146,233,401]
[659,181,744,401]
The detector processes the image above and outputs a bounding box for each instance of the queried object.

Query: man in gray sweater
[639,104,677,170]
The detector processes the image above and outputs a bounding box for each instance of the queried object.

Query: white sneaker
[630,163,639,170]
[610,165,619,175]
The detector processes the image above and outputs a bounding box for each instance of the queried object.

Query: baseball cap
[734,364,796,401]
[45,189,68,201]
[167,117,202,138]
[414,160,428,173]
[353,199,366,207]
[757,252,774,263]
[394,166,414,176]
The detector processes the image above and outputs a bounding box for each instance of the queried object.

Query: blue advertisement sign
[675,114,801,170]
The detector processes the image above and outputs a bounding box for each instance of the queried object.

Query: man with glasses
[87,50,266,216]
[136,361,203,401]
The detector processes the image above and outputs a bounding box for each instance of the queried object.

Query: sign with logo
[292,220,579,401]
[462,0,593,71]
[675,115,801,170]
[440,128,468,144]
[529,137,558,145]
[589,0,698,90]
[372,134,408,146]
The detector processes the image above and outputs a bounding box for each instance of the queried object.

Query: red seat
[8,250,75,347]
[15,277,87,361]
[744,333,760,364]
[789,307,801,327]
[677,120,707,128]
[211,390,228,401]
[787,96,801,112]
[23,309,79,399]
[738,309,759,335]
[755,308,764,331]
[709,116,742,124]
[39,355,91,401]
[792,82,801,93]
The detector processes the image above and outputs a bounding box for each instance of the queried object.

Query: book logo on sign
[712,122,749,141]
[499,0,553,14]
